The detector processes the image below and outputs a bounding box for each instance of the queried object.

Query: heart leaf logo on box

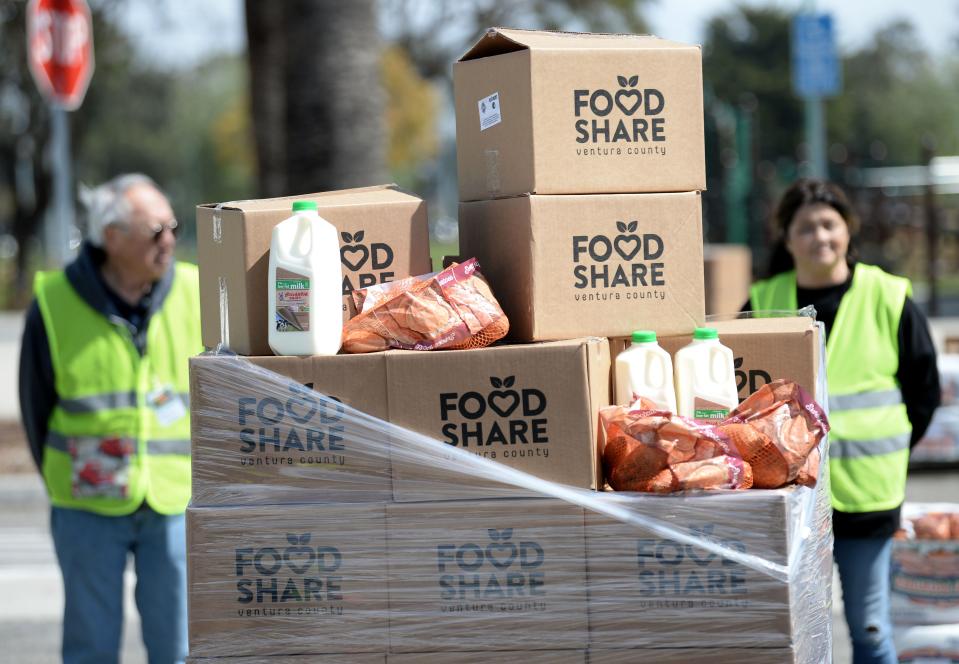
[284,533,316,574]
[614,220,641,260]
[488,376,520,417]
[488,528,514,541]
[486,530,519,569]
[340,230,370,271]
[615,74,642,115]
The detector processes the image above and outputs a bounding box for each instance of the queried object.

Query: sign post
[26,0,94,266]
[791,11,840,178]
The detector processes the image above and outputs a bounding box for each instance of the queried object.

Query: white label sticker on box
[478,92,502,131]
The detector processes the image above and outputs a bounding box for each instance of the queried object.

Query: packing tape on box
[187,350,833,660]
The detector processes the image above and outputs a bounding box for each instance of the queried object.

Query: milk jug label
[275,267,311,332]
[693,397,728,422]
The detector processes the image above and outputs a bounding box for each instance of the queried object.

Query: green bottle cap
[693,327,719,340]
[292,201,318,212]
[631,330,657,343]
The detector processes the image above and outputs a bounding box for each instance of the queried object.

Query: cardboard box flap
[712,316,816,335]
[458,27,531,61]
[197,184,421,213]
[460,27,696,61]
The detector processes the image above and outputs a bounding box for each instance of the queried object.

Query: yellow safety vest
[750,263,912,513]
[35,262,202,516]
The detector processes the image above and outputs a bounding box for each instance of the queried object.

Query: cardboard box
[387,338,610,502]
[894,624,959,662]
[890,503,959,626]
[454,28,705,200]
[610,317,822,404]
[188,657,385,664]
[197,185,431,356]
[189,353,392,505]
[458,192,705,341]
[587,649,799,663]
[386,499,589,652]
[585,487,830,652]
[388,653,584,663]
[187,504,389,658]
[703,244,752,316]
[912,355,959,465]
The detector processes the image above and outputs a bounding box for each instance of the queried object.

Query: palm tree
[245,0,387,197]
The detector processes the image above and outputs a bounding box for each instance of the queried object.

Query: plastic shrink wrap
[893,623,959,663]
[891,502,959,627]
[912,355,959,465]
[187,349,833,663]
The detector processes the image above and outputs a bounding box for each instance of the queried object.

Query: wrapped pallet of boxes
[893,624,959,663]
[890,503,959,627]
[187,658,385,664]
[186,352,832,662]
[195,185,431,356]
[912,355,959,466]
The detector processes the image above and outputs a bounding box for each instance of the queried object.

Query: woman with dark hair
[748,178,940,664]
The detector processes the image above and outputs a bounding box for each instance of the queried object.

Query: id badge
[69,436,133,499]
[148,386,187,426]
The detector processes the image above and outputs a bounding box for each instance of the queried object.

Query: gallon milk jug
[268,201,342,356]
[615,330,677,411]
[674,327,738,424]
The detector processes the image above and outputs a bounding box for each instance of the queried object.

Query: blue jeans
[834,537,898,664]
[50,506,188,664]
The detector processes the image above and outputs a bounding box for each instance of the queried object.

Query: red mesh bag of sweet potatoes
[600,399,753,493]
[342,258,509,353]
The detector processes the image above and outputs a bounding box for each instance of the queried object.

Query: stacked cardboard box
[912,355,959,465]
[196,184,431,356]
[890,503,959,660]
[188,337,611,506]
[610,316,826,404]
[186,355,831,661]
[703,244,753,316]
[185,27,831,662]
[454,28,707,340]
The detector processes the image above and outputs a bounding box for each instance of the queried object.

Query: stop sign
[26,0,94,110]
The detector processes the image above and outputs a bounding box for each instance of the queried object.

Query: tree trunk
[245,0,288,197]
[245,0,387,197]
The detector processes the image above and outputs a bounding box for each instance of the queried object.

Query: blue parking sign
[792,13,841,97]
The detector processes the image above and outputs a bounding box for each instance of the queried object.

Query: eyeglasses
[152,218,178,242]
[133,218,179,243]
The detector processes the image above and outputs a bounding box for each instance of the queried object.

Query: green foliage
[703,6,802,167]
[828,21,959,166]
[381,0,652,80]
[382,45,440,191]
[72,11,254,250]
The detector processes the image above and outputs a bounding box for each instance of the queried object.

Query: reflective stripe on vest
[45,431,191,456]
[35,263,202,516]
[750,264,912,513]
[829,388,903,412]
[830,433,911,459]
[58,391,190,414]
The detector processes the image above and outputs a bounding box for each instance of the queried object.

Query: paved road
[0,475,145,664]
[0,313,23,421]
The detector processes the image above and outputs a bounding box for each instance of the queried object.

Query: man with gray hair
[18,173,201,664]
